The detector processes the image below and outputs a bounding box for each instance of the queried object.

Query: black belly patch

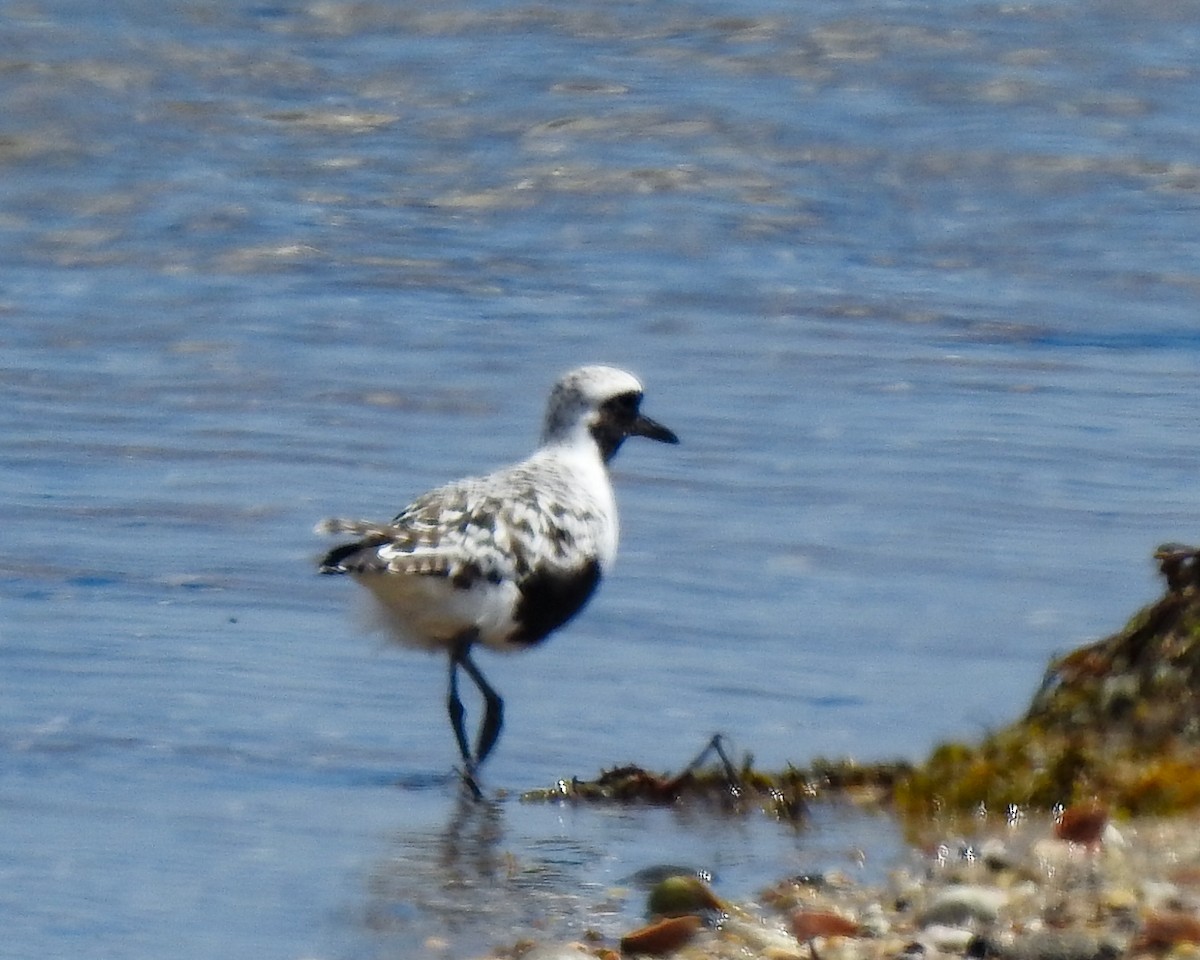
[511,561,602,646]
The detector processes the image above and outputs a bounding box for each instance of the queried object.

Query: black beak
[630,413,679,445]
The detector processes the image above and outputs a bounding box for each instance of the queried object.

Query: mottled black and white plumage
[317,365,678,789]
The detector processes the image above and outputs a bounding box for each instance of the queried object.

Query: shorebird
[317,365,678,789]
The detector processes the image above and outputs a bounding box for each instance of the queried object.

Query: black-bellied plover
[317,365,678,791]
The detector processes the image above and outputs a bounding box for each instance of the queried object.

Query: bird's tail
[314,518,393,574]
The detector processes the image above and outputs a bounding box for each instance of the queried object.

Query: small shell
[619,915,703,956]
[1054,802,1108,846]
[791,909,862,941]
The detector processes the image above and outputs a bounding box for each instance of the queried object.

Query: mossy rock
[898,543,1200,818]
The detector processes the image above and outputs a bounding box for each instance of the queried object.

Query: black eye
[606,391,641,417]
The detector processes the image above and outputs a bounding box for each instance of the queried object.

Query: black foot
[455,764,485,801]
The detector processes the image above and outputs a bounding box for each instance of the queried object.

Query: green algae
[895,543,1200,819]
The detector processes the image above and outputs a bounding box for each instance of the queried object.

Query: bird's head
[541,365,679,462]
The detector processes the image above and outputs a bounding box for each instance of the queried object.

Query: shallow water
[4,0,1200,957]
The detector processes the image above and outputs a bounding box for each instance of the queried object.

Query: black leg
[457,648,505,767]
[447,655,473,768]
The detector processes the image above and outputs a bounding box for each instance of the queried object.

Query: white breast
[531,442,619,571]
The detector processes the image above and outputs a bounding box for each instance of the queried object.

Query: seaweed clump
[521,735,912,822]
[896,543,1200,818]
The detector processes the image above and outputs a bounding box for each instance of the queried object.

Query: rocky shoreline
[494,545,1200,959]
[498,806,1200,960]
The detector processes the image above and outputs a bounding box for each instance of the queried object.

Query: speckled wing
[318,464,606,587]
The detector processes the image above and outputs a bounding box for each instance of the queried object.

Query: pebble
[620,915,703,956]
[917,885,1008,927]
[919,924,978,952]
[791,909,862,940]
[981,930,1121,960]
[646,876,724,918]
[719,916,804,958]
